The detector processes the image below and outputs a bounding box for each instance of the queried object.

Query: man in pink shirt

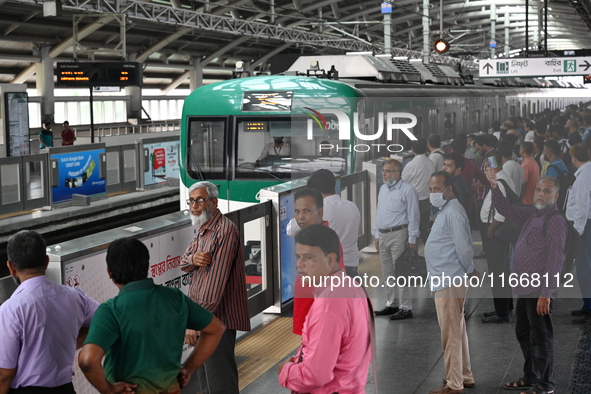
[520,142,540,205]
[278,225,372,394]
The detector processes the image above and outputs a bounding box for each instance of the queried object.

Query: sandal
[519,385,554,394]
[504,378,533,390]
[443,379,474,388]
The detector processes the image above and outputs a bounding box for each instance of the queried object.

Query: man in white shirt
[524,121,536,143]
[566,144,591,324]
[425,171,475,394]
[402,138,436,245]
[428,134,445,171]
[255,137,291,165]
[498,140,524,198]
[307,169,361,278]
[374,159,420,320]
[480,150,516,323]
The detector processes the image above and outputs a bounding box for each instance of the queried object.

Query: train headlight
[434,39,450,54]
[235,61,244,71]
[310,60,320,71]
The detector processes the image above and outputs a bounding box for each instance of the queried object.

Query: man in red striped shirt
[181,181,250,394]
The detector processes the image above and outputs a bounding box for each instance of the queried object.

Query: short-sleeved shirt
[85,278,213,393]
[0,275,99,389]
[39,130,53,148]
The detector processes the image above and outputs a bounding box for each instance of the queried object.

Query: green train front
[180,75,363,212]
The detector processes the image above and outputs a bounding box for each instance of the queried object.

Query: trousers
[196,328,239,394]
[379,227,412,310]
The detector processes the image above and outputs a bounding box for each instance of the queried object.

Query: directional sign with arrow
[479,56,591,78]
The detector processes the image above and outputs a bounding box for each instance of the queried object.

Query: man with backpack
[566,143,591,324]
[487,170,568,394]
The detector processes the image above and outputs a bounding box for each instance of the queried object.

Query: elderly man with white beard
[180,181,250,394]
[486,170,567,394]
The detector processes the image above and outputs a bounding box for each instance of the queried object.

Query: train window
[471,110,481,133]
[187,118,226,180]
[429,109,439,138]
[522,104,527,118]
[444,112,456,140]
[414,117,423,139]
[510,106,516,117]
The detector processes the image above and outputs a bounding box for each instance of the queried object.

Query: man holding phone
[480,150,516,323]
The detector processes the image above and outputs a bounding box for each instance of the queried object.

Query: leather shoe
[481,314,510,323]
[390,309,413,320]
[573,313,591,324]
[429,384,464,394]
[572,308,587,317]
[443,379,474,388]
[483,311,497,318]
[374,306,399,316]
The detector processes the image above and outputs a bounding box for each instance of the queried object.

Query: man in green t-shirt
[79,237,225,394]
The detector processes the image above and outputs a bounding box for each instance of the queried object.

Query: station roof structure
[0,0,590,90]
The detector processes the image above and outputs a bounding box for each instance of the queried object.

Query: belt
[379,224,408,233]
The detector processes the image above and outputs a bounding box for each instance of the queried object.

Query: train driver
[255,137,291,166]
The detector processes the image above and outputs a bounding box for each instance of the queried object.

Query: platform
[190,230,586,394]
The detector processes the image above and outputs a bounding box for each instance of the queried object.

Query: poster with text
[144,141,180,187]
[51,149,106,203]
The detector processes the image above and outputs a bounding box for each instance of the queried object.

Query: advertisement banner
[51,149,106,203]
[144,140,180,187]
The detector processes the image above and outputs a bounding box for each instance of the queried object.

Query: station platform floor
[184,230,589,394]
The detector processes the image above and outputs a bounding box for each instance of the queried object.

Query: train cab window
[444,113,456,140]
[187,118,226,180]
[235,118,346,179]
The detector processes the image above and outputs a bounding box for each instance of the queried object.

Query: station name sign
[479,57,591,78]
[56,62,142,87]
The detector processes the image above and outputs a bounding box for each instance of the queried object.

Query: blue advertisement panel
[51,149,106,203]
[279,194,297,303]
[143,140,180,187]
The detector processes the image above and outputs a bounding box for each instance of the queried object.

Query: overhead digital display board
[242,91,293,112]
[56,62,142,87]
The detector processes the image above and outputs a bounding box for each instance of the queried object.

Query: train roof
[183,75,364,116]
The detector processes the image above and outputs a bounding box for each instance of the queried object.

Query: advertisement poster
[144,141,180,187]
[51,149,106,203]
[5,92,30,156]
[279,194,297,303]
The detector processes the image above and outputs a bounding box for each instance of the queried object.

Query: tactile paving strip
[568,323,591,393]
[236,317,301,391]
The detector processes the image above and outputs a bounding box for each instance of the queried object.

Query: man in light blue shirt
[374,159,420,320]
[424,171,474,394]
[566,144,591,323]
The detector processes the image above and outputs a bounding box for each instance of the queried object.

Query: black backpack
[548,164,575,212]
[542,211,582,276]
[491,179,524,243]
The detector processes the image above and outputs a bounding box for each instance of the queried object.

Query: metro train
[179,57,590,212]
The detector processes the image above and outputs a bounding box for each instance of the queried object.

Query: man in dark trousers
[487,170,567,394]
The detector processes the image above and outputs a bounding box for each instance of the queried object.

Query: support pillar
[125,54,142,120]
[422,0,429,64]
[504,9,510,56]
[384,13,391,55]
[189,59,203,91]
[490,4,496,58]
[35,45,54,123]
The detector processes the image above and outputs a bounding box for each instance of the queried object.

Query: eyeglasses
[186,198,212,206]
[382,169,399,173]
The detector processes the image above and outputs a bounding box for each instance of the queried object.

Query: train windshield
[186,118,227,180]
[234,116,346,180]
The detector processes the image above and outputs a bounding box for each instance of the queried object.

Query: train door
[429,109,440,137]
[185,116,231,212]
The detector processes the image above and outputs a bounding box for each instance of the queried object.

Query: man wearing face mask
[425,171,475,394]
[374,159,420,320]
[487,170,567,394]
